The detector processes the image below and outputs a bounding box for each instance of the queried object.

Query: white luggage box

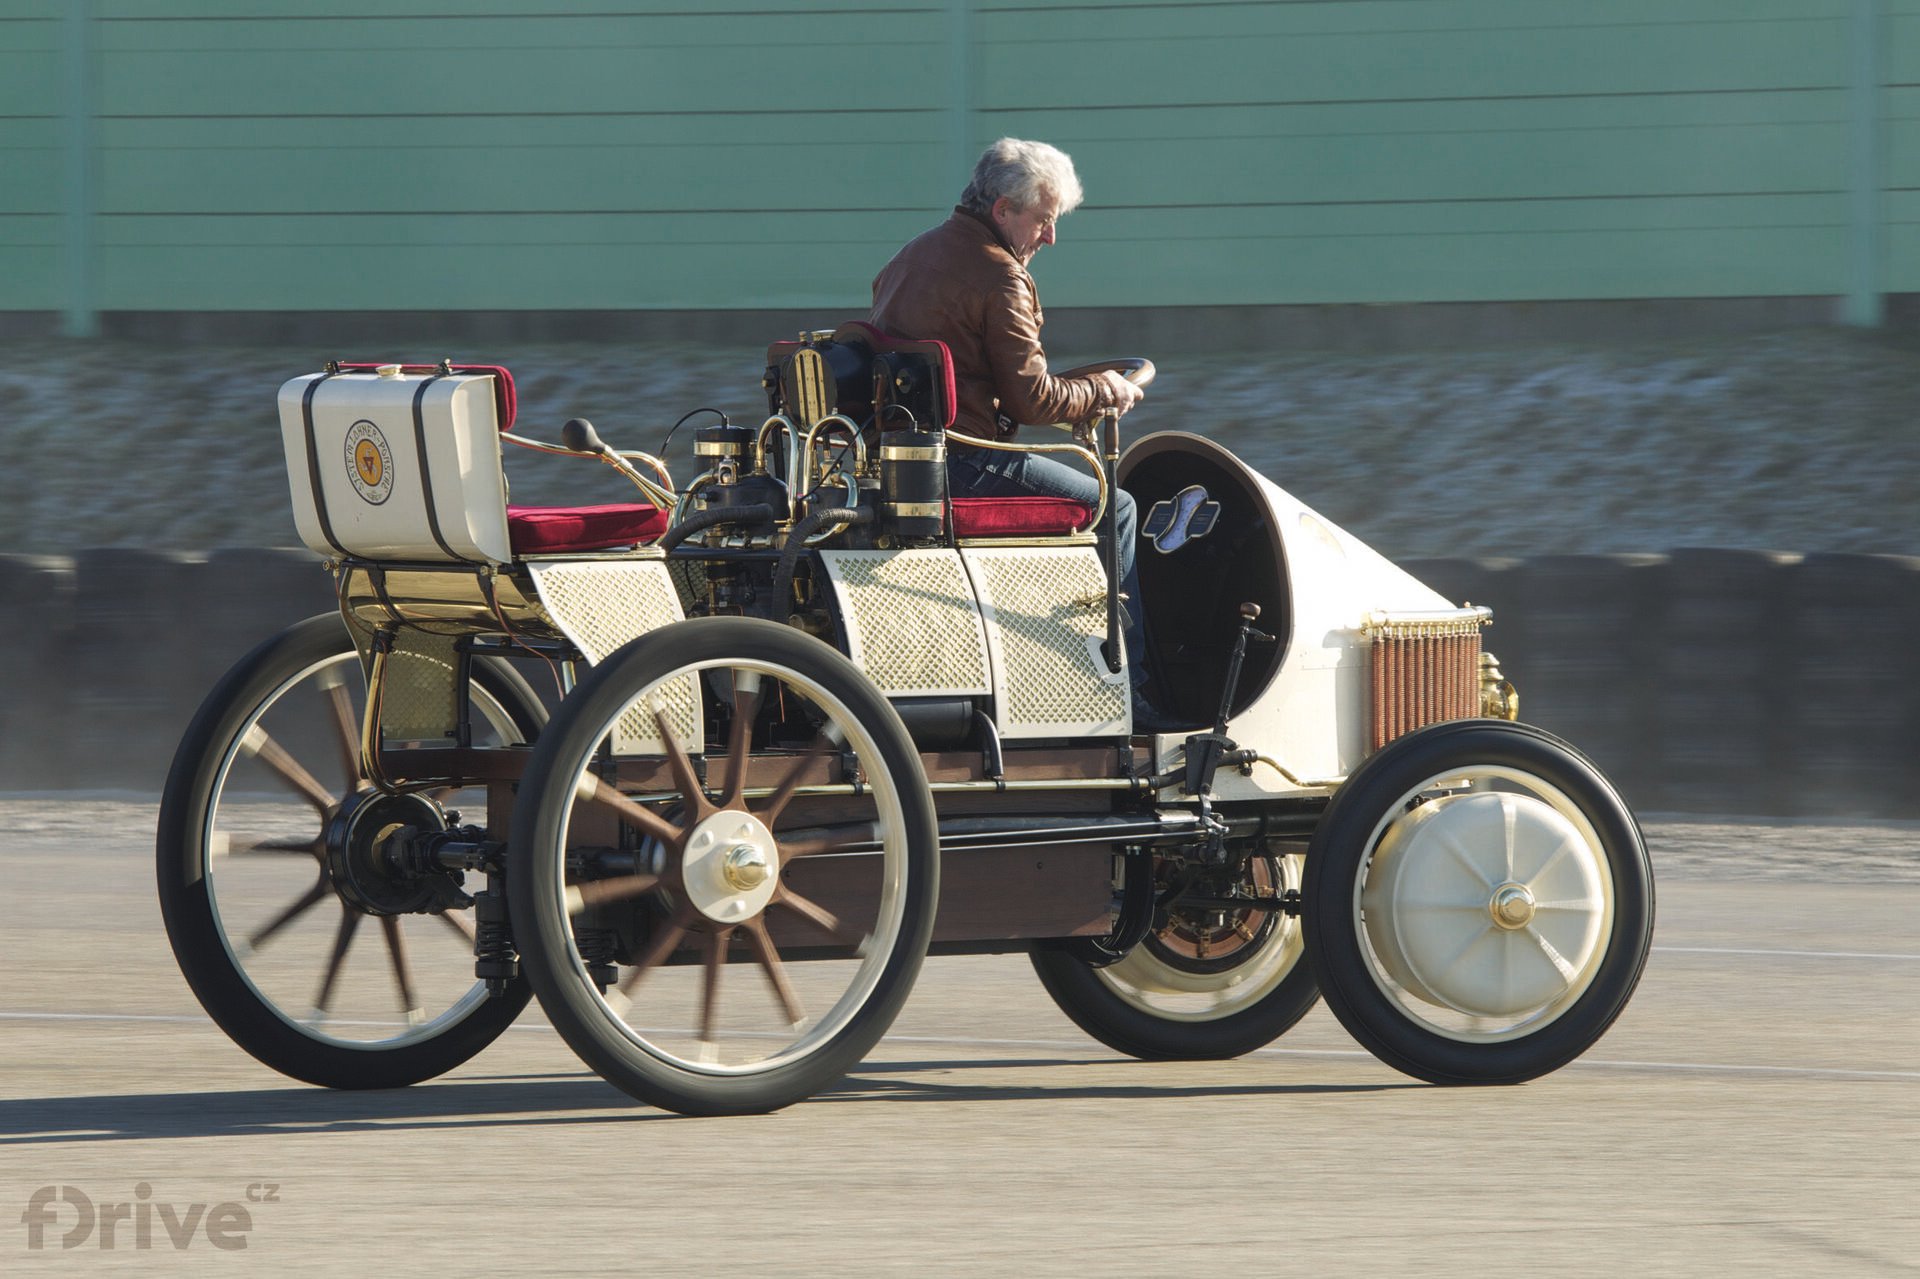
[279,366,512,564]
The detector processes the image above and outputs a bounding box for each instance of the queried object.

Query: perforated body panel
[819,550,991,698]
[527,561,701,755]
[378,631,461,743]
[962,547,1129,740]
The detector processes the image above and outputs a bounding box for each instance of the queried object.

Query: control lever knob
[562,417,608,454]
[1238,601,1262,622]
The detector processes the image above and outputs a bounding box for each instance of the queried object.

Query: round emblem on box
[344,419,394,505]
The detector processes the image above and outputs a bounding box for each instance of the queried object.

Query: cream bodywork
[1131,435,1459,802]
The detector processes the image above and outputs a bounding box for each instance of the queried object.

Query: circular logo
[343,420,394,505]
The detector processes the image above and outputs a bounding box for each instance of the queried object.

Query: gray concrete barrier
[1781,552,1920,817]
[1655,549,1803,813]
[0,554,78,785]
[2,546,1914,816]
[70,549,221,791]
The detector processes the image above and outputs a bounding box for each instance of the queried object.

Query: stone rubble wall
[4,546,1913,817]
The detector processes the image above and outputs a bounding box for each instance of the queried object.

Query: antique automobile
[156,326,1654,1115]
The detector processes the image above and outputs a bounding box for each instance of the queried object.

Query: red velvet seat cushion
[507,503,668,554]
[950,496,1094,537]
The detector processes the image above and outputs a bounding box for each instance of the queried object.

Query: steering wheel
[1049,358,1155,443]
[1057,357,1156,390]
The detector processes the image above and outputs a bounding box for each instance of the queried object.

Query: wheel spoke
[651,703,712,818]
[438,911,476,944]
[757,722,846,828]
[1522,829,1586,890]
[577,774,682,848]
[773,886,863,947]
[1524,926,1582,985]
[1435,827,1497,891]
[567,873,662,916]
[319,668,363,789]
[246,873,332,952]
[699,927,732,1046]
[239,724,338,815]
[618,902,698,995]
[741,917,805,1026]
[379,916,424,1023]
[721,673,763,807]
[217,832,322,859]
[313,905,364,1015]
[1532,895,1603,913]
[771,819,880,861]
[1430,924,1497,989]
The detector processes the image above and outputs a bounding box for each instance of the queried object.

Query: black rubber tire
[509,616,939,1116]
[1303,719,1654,1085]
[1029,856,1318,1060]
[156,613,543,1089]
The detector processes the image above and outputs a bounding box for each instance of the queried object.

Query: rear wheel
[156,614,544,1089]
[1303,720,1654,1084]
[1031,848,1318,1060]
[509,617,939,1116]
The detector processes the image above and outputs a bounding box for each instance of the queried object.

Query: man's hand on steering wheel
[1072,371,1143,447]
[1097,368,1145,418]
[1053,358,1155,446]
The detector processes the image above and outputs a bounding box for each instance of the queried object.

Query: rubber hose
[656,503,776,554]
[772,507,870,621]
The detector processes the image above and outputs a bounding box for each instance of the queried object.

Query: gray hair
[959,138,1085,217]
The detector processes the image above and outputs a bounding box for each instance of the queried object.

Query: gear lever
[1179,603,1277,863]
[1213,602,1274,734]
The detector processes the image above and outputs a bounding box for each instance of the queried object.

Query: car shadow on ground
[833,1056,1422,1106]
[0,1058,1418,1142]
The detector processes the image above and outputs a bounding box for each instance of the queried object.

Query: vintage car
[156,327,1654,1115]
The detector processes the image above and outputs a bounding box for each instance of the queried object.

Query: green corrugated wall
[2,0,1913,323]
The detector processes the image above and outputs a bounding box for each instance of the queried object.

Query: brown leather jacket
[870,206,1117,440]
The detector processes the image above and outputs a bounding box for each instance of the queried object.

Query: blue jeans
[948,446,1147,691]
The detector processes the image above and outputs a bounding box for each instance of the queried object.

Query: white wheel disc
[1361,788,1609,1021]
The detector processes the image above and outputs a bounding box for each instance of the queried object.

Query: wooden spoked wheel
[508,617,938,1116]
[156,614,543,1088]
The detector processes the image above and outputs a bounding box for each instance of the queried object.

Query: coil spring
[472,874,518,995]
[573,927,619,993]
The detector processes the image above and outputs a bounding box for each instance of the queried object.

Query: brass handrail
[944,428,1109,532]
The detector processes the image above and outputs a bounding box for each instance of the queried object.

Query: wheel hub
[1489,882,1537,930]
[324,790,454,915]
[1144,856,1285,975]
[723,843,772,891]
[682,810,781,923]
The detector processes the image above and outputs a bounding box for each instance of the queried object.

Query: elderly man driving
[870,137,1165,724]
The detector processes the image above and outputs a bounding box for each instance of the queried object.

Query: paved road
[1,800,1915,1276]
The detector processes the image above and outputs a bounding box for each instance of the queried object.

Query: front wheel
[1303,720,1654,1085]
[508,617,939,1116]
